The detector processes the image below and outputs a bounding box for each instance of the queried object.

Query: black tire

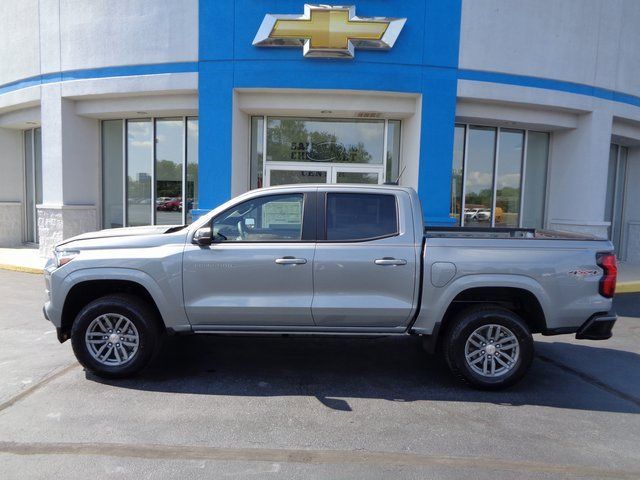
[71,294,163,379]
[442,305,534,390]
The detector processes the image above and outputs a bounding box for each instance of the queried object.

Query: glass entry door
[252,117,400,189]
[266,165,329,187]
[333,166,382,184]
[266,165,383,187]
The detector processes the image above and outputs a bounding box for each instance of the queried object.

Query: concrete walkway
[0,245,639,292]
[0,247,45,274]
[618,262,640,293]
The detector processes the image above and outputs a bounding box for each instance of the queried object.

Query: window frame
[454,123,550,229]
[207,192,315,244]
[23,127,42,244]
[318,192,400,243]
[100,116,198,229]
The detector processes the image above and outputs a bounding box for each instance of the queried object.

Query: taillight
[596,252,617,298]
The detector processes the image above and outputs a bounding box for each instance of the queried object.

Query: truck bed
[424,226,602,240]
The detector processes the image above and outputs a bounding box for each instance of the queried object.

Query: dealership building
[0,0,639,262]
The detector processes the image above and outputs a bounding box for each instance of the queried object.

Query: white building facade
[0,0,639,263]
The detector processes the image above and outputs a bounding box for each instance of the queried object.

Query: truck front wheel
[442,305,534,389]
[70,294,162,379]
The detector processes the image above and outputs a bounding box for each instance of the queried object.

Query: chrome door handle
[374,257,407,266]
[275,257,307,265]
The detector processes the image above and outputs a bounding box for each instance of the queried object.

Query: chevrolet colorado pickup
[44,185,618,389]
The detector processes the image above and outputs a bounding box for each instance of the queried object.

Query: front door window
[251,116,400,188]
[212,194,304,242]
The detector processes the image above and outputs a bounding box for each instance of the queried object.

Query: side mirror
[192,226,212,246]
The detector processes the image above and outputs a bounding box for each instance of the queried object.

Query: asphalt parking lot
[0,269,639,479]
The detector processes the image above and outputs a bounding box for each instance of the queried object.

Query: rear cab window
[325,193,398,241]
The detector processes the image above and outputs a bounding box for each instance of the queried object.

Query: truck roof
[254,183,417,194]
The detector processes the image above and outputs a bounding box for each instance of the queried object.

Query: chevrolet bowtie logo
[253,5,406,59]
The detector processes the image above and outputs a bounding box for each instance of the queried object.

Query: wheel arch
[58,268,183,341]
[438,286,547,341]
[414,274,550,352]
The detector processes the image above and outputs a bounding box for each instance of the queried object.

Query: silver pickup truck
[43,185,618,389]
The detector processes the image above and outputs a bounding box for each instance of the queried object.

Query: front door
[183,192,316,327]
[312,190,419,329]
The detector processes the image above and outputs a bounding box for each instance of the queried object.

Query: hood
[57,225,183,248]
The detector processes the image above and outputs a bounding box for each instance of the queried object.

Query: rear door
[311,189,419,329]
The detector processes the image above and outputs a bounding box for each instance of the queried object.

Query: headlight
[54,250,80,268]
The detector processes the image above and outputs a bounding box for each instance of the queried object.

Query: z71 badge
[569,269,599,277]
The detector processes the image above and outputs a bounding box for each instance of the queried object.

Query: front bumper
[575,312,617,340]
[44,301,69,343]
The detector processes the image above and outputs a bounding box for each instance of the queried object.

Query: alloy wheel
[464,324,520,377]
[85,313,140,367]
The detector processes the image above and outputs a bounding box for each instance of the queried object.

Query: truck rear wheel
[442,305,533,390]
[70,294,162,379]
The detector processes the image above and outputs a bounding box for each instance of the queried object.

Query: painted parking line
[0,440,638,479]
[0,363,78,413]
[537,354,640,409]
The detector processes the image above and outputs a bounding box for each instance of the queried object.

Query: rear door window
[326,193,397,241]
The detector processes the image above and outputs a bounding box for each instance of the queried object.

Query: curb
[617,282,640,294]
[0,264,44,275]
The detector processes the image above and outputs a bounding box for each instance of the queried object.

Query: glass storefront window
[464,127,496,226]
[155,118,183,225]
[605,143,629,256]
[103,117,198,229]
[250,117,264,189]
[251,116,400,188]
[24,128,43,243]
[186,117,199,224]
[24,130,34,242]
[452,125,550,229]
[126,120,153,227]
[495,129,524,227]
[336,171,379,184]
[102,120,124,228]
[386,120,401,182]
[269,169,328,186]
[522,132,550,229]
[34,128,42,208]
[266,117,384,164]
[451,125,465,223]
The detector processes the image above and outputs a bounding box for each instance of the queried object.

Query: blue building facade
[1,0,640,262]
[198,0,461,224]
